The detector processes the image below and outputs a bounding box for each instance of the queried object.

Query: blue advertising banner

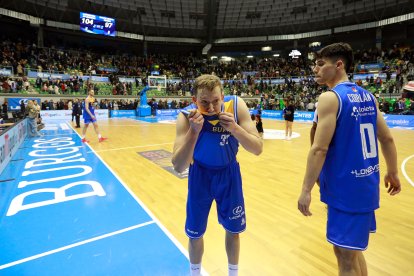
[27,71,71,80]
[356,63,384,71]
[260,110,314,122]
[97,67,118,72]
[261,110,283,119]
[150,109,413,129]
[294,111,315,122]
[156,109,181,116]
[118,77,136,83]
[0,68,13,76]
[8,98,41,111]
[110,110,136,117]
[383,114,414,129]
[80,76,109,82]
[167,78,182,84]
[353,73,396,80]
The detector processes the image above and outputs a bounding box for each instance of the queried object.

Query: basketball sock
[98,134,102,138]
[190,263,201,276]
[228,264,238,276]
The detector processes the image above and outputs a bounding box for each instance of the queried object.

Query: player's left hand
[218,112,237,132]
[298,191,312,216]
[384,172,401,196]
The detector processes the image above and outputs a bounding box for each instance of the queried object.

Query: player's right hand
[188,110,204,134]
[298,191,312,216]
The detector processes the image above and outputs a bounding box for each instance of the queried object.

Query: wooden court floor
[76,118,414,276]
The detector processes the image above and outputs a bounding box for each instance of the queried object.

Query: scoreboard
[80,12,116,37]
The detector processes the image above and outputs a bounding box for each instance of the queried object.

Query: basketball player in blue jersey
[298,43,401,276]
[172,74,263,276]
[81,89,107,143]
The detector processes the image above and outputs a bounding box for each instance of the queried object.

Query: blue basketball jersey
[319,82,379,213]
[83,97,95,120]
[182,96,239,168]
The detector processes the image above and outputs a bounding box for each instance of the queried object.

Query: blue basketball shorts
[84,117,97,124]
[185,161,246,239]
[327,206,376,251]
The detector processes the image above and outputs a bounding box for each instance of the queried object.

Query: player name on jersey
[212,126,228,133]
[347,93,373,103]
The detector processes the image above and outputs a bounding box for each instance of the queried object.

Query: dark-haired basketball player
[298,42,401,275]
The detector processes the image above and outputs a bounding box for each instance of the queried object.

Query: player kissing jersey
[182,95,245,239]
[183,95,239,168]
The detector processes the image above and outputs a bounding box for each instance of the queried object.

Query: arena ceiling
[1,0,414,42]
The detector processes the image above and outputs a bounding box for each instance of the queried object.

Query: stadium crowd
[1,37,414,114]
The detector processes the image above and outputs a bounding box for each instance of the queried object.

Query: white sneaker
[287,136,292,141]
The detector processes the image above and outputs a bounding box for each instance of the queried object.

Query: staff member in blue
[298,43,401,275]
[81,89,107,143]
[172,74,263,276]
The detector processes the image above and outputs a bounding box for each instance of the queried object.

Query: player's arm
[298,92,338,216]
[172,111,203,173]
[219,97,263,155]
[310,109,318,145]
[375,100,401,195]
[310,122,317,145]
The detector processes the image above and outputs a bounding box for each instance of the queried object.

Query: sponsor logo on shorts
[229,206,245,220]
[187,228,199,235]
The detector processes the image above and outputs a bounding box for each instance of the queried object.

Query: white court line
[65,123,207,274]
[401,154,414,188]
[60,123,70,130]
[0,221,155,270]
[90,142,173,153]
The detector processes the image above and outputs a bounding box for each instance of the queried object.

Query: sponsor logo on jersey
[351,105,375,120]
[351,164,380,177]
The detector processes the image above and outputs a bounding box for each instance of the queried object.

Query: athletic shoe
[99,137,108,143]
[81,138,89,143]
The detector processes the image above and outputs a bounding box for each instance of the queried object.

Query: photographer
[27,100,42,137]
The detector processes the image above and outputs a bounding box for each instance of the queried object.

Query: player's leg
[285,120,289,139]
[92,121,107,142]
[327,207,375,276]
[288,121,293,138]
[186,162,213,275]
[334,246,366,276]
[81,122,90,142]
[189,237,204,266]
[215,162,245,275]
[225,231,240,265]
[357,251,368,276]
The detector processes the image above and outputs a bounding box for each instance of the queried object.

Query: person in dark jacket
[72,98,82,128]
